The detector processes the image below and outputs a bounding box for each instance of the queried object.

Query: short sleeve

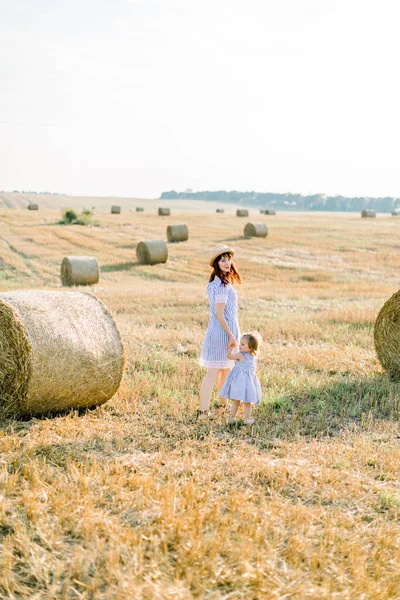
[215,285,229,304]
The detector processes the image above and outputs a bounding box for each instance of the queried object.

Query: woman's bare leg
[218,368,231,407]
[199,369,219,411]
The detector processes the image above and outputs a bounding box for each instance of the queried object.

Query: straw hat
[209,245,235,268]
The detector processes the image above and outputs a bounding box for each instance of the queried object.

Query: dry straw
[361,209,376,218]
[28,204,39,211]
[374,289,400,379]
[216,208,225,213]
[136,207,144,212]
[244,223,268,238]
[136,240,168,265]
[111,205,121,214]
[158,208,171,216]
[236,209,249,217]
[0,290,125,417]
[61,256,99,286]
[167,224,189,242]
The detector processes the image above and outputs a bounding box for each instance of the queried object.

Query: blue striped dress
[220,352,262,404]
[199,276,240,369]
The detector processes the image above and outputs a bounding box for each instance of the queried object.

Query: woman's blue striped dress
[199,276,240,369]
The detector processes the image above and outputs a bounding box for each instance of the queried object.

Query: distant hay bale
[392,209,400,216]
[236,209,249,217]
[136,207,144,212]
[167,224,188,242]
[28,204,39,211]
[374,289,400,379]
[244,223,268,238]
[216,208,225,213]
[61,256,99,286]
[264,209,276,215]
[0,290,125,417]
[111,205,121,214]
[136,240,168,265]
[158,208,171,216]
[361,209,376,218]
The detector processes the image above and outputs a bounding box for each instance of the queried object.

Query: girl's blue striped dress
[199,276,240,369]
[220,352,262,404]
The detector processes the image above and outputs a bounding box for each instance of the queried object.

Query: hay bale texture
[361,209,376,218]
[136,240,168,265]
[111,205,121,214]
[264,209,276,215]
[61,256,99,286]
[0,290,125,417]
[167,224,188,242]
[216,209,225,213]
[236,209,249,217]
[28,204,39,211]
[136,207,144,212]
[244,223,268,238]
[158,208,170,216]
[374,289,400,379]
[392,209,400,216]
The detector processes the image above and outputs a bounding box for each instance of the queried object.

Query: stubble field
[0,200,399,599]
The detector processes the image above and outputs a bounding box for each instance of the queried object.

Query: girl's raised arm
[227,349,245,361]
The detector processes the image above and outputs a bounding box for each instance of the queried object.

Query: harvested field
[0,205,399,599]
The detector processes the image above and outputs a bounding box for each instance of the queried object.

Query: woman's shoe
[196,409,211,420]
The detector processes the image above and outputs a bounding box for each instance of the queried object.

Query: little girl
[220,332,262,425]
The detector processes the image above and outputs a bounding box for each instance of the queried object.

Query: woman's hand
[228,335,237,351]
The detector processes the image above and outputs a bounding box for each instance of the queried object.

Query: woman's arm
[215,303,237,350]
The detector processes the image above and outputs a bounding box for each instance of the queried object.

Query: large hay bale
[158,208,170,216]
[216,208,225,213]
[136,240,168,265]
[374,289,400,379]
[136,207,144,212]
[28,203,39,211]
[361,209,376,218]
[244,223,268,238]
[61,256,99,286]
[0,290,125,417]
[392,208,400,216]
[167,224,189,242]
[236,209,249,217]
[111,205,121,214]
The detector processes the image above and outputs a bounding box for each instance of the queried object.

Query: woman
[198,245,242,417]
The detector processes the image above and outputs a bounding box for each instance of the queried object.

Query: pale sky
[1,0,400,198]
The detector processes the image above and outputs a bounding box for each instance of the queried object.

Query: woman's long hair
[209,252,242,286]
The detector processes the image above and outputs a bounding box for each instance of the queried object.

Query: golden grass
[0,207,399,598]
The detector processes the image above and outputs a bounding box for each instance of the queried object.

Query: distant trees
[160,190,400,212]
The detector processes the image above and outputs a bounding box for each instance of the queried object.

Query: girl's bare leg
[230,400,240,418]
[199,369,219,411]
[244,403,252,420]
[218,368,231,408]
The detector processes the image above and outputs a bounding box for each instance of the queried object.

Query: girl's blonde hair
[242,332,262,356]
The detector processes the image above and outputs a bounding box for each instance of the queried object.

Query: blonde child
[220,332,262,424]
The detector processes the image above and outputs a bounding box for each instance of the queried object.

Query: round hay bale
[361,209,376,218]
[136,240,168,265]
[244,223,268,238]
[216,208,225,213]
[136,207,144,212]
[167,224,189,243]
[236,209,249,217]
[111,205,121,214]
[158,208,170,216]
[265,209,276,215]
[0,290,125,417]
[28,204,39,211]
[61,256,99,286]
[392,208,400,216]
[374,289,400,379]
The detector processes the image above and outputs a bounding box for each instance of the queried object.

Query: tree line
[160,190,400,212]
